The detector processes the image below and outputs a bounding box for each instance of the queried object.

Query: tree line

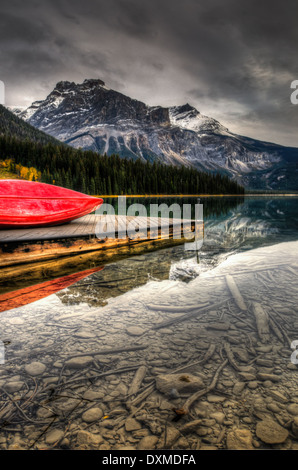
[0,135,245,195]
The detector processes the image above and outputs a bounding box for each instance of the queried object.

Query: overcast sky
[1,0,298,146]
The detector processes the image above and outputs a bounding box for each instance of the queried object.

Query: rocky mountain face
[15,79,298,190]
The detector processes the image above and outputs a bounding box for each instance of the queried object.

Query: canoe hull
[0,180,103,228]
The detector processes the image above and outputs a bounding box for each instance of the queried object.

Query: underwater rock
[65,356,93,369]
[287,403,298,416]
[137,435,159,450]
[226,429,254,450]
[126,326,145,336]
[82,407,103,423]
[268,390,288,404]
[76,430,104,449]
[233,382,246,395]
[45,429,64,445]
[257,373,281,382]
[25,361,46,376]
[4,381,24,393]
[155,373,204,396]
[157,426,181,449]
[291,417,298,438]
[125,417,142,432]
[256,419,288,444]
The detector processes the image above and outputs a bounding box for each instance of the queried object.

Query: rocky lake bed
[0,240,298,450]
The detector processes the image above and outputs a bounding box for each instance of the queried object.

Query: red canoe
[0,266,104,312]
[0,180,103,228]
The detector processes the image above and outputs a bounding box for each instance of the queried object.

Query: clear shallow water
[0,197,298,450]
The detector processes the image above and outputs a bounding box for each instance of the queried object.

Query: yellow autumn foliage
[0,159,41,181]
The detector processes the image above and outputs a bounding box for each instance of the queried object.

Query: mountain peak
[83,78,105,88]
[53,79,106,93]
[174,103,198,114]
[54,81,76,92]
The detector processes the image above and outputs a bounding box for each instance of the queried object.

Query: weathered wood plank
[0,215,203,268]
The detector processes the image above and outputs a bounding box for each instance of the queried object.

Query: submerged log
[127,365,147,398]
[56,365,140,388]
[225,275,247,311]
[152,300,227,330]
[65,344,147,360]
[200,343,216,365]
[224,342,241,371]
[252,302,270,343]
[127,383,156,408]
[268,317,284,343]
[147,302,209,313]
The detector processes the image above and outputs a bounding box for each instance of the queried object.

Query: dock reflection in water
[0,266,104,312]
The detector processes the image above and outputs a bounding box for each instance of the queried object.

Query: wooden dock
[0,214,203,269]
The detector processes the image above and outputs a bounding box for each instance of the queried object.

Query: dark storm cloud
[1,0,298,145]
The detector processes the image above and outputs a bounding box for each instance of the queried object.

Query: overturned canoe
[0,180,103,228]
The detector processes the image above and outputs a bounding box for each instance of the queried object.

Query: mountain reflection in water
[57,197,298,308]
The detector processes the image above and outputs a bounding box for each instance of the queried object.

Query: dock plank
[0,214,203,268]
[0,214,199,243]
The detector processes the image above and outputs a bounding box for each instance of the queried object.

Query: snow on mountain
[13,79,298,189]
[169,104,231,135]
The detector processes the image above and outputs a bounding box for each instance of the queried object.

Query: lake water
[0,196,298,450]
